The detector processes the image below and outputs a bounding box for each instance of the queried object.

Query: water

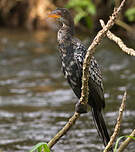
[0,28,135,152]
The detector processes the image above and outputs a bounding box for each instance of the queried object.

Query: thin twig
[100,19,135,56]
[48,112,80,148]
[103,91,127,152]
[79,0,126,105]
[47,0,126,148]
[117,129,135,152]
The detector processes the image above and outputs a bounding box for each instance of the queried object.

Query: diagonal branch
[100,19,135,56]
[103,91,127,152]
[48,112,80,148]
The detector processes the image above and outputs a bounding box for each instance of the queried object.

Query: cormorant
[48,8,112,150]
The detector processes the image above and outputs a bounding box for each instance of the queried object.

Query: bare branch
[48,112,80,148]
[80,0,126,105]
[117,129,135,152]
[103,91,127,152]
[100,19,135,56]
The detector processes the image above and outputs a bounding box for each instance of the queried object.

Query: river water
[0,28,135,152]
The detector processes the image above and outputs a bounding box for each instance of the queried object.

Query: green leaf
[66,0,82,8]
[114,135,135,152]
[79,0,90,7]
[87,2,96,15]
[30,142,50,152]
[66,0,94,9]
[85,15,93,29]
[125,7,135,22]
[65,0,96,28]
[43,144,50,152]
[37,146,42,152]
[74,11,86,24]
[114,136,125,152]
[125,135,135,140]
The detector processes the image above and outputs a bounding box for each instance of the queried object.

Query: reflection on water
[0,28,135,152]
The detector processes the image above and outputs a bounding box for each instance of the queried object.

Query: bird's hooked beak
[48,10,61,19]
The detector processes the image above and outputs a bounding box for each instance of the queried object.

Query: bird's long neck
[57,23,74,44]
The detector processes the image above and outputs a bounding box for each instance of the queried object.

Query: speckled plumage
[50,8,112,150]
[58,27,105,109]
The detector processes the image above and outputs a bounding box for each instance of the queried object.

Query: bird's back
[59,37,105,110]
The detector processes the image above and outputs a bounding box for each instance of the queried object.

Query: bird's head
[48,8,74,27]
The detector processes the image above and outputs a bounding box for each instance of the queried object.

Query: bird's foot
[75,102,87,114]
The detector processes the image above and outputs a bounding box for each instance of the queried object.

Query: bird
[48,8,112,150]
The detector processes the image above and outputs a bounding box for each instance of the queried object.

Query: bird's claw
[75,102,87,114]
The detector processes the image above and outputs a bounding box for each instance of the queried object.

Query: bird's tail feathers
[91,108,113,151]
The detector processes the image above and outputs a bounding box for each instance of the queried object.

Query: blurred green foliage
[125,7,135,22]
[66,0,135,30]
[66,0,96,29]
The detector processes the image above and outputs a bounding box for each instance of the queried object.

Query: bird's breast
[61,57,80,86]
